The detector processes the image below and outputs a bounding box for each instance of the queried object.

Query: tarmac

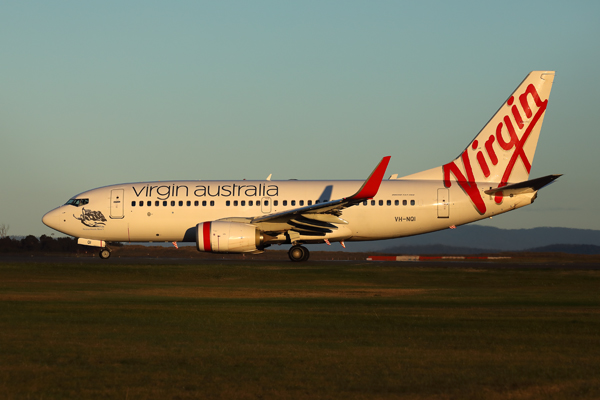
[1,254,599,269]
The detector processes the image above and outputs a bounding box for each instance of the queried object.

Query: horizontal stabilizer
[484,174,562,196]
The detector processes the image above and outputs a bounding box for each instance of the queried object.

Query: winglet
[348,156,391,200]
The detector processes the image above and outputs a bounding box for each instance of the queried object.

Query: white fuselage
[43,178,534,245]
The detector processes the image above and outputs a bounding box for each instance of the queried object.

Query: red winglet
[349,156,391,200]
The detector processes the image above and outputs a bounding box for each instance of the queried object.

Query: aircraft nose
[42,209,59,229]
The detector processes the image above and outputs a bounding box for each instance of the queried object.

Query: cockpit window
[65,198,89,207]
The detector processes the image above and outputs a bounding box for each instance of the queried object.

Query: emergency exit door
[110,189,124,219]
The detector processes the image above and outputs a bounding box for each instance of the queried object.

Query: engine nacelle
[196,221,263,253]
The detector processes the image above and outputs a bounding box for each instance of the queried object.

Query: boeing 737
[42,71,560,261]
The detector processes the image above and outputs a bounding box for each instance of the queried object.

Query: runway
[1,253,599,269]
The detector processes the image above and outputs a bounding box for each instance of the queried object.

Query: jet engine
[196,221,264,253]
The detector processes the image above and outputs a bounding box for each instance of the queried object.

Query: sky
[1,1,599,237]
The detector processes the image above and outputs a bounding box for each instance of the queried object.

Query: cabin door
[437,188,449,218]
[110,189,125,219]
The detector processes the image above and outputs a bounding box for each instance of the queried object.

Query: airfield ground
[0,256,599,399]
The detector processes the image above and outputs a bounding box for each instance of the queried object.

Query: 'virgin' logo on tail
[443,84,548,214]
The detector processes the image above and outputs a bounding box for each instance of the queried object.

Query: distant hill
[524,244,600,255]
[302,226,600,253]
[382,226,600,250]
[377,243,600,255]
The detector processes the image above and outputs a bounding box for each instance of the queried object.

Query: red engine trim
[203,222,212,252]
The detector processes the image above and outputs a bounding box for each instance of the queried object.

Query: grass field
[0,261,599,399]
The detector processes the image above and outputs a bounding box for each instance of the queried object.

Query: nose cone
[42,208,60,230]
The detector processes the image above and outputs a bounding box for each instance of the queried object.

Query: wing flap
[288,220,333,233]
[292,216,338,229]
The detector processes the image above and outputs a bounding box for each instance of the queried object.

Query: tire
[99,248,111,259]
[288,245,309,262]
[301,246,310,262]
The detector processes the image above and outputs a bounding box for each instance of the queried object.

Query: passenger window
[387,200,391,206]
[291,200,296,206]
[273,200,278,206]
[371,200,375,206]
[233,200,238,206]
[403,200,407,206]
[241,200,246,206]
[187,201,191,206]
[163,201,167,206]
[308,200,312,206]
[155,201,159,206]
[316,200,320,204]
[299,200,304,206]
[395,200,399,206]
[131,201,136,206]
[257,201,261,206]
[202,200,207,206]
[139,201,144,207]
[147,201,151,207]
[248,200,253,206]
[210,201,214,206]
[264,200,269,206]
[379,200,383,206]
[194,201,199,206]
[411,200,415,206]
[283,200,287,206]
[179,201,183,206]
[226,201,231,206]
[171,201,175,206]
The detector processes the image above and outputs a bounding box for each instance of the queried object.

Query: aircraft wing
[245,156,391,236]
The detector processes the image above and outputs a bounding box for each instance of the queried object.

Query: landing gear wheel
[288,245,310,262]
[99,248,111,259]
[301,247,310,262]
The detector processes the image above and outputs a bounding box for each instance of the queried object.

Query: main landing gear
[99,247,111,259]
[288,245,310,262]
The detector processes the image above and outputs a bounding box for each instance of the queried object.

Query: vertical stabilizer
[446,71,554,185]
[401,71,555,214]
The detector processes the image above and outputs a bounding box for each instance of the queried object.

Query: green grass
[0,262,599,399]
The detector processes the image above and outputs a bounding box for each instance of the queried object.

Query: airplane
[42,71,560,262]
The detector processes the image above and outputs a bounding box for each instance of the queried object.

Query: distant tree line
[0,235,80,253]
